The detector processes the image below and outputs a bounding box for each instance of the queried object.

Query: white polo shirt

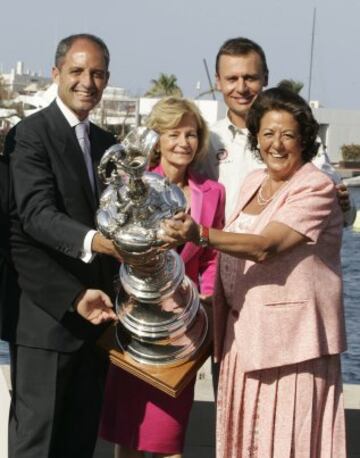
[200,116,264,221]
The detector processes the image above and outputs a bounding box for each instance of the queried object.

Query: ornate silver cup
[96,127,208,366]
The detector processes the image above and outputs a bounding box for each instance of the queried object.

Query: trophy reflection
[96,128,208,366]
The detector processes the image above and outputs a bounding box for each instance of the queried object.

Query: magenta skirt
[99,364,195,454]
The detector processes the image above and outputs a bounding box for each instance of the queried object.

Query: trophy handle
[97,144,126,185]
[98,128,159,186]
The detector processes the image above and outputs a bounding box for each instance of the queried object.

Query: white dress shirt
[56,97,97,262]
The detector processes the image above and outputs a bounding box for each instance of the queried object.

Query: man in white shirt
[202,37,355,223]
[6,33,121,457]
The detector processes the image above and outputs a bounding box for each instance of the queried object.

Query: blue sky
[1,0,359,109]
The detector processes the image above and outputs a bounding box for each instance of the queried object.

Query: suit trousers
[8,342,107,458]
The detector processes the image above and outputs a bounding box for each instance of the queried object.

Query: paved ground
[2,359,360,457]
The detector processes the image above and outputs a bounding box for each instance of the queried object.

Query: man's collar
[225,112,248,138]
[56,97,89,128]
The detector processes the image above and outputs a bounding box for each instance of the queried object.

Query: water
[1,190,360,383]
[340,187,360,383]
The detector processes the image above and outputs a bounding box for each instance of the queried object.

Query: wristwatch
[198,225,210,247]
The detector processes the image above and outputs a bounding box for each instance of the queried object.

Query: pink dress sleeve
[271,170,338,242]
[198,184,226,295]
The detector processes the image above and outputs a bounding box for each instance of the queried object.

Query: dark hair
[246,87,319,163]
[215,37,269,84]
[55,33,110,69]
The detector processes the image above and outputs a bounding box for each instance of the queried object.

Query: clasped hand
[159,212,199,247]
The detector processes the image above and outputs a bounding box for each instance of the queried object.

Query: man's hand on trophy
[160,212,199,246]
[74,289,117,325]
[92,232,123,263]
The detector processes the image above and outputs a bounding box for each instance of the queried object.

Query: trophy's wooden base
[97,306,213,398]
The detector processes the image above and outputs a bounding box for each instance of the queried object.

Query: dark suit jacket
[0,136,20,342]
[8,101,117,351]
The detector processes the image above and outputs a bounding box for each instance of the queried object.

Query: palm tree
[277,79,304,95]
[145,73,183,97]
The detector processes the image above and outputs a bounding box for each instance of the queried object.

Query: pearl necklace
[257,176,288,206]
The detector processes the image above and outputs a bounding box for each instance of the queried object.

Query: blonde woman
[99,97,225,458]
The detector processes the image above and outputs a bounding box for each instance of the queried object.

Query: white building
[91,86,138,127]
[1,61,51,95]
[312,107,360,162]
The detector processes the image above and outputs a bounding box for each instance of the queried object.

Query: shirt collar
[56,96,90,129]
[225,112,248,138]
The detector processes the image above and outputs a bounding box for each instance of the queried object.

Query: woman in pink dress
[161,88,347,457]
[99,97,225,458]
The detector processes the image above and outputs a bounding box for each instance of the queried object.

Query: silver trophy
[96,127,208,366]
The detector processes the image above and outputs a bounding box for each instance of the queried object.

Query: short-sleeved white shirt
[200,116,264,221]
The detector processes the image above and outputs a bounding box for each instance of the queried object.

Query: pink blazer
[213,162,347,371]
[151,164,225,295]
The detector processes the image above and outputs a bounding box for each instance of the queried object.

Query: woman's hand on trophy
[154,231,179,251]
[159,212,200,246]
[74,289,117,325]
[92,232,123,263]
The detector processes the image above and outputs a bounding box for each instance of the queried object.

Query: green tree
[145,73,183,97]
[277,79,304,95]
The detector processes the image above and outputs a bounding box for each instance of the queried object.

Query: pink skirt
[99,365,195,454]
[217,316,346,458]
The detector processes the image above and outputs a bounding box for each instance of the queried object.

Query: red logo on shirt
[216,148,228,161]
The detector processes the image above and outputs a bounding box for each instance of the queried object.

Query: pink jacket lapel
[177,172,212,264]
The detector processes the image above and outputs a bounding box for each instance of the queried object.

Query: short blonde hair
[146,96,209,168]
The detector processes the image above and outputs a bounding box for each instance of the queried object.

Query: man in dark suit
[6,34,122,457]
